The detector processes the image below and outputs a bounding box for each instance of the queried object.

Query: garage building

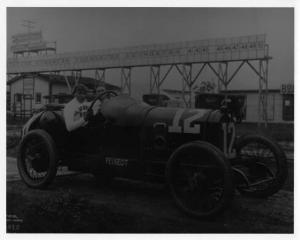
[7,74,120,118]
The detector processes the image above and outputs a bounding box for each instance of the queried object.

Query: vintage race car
[17,91,288,218]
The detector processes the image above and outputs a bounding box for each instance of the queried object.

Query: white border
[0,0,297,8]
[1,1,297,240]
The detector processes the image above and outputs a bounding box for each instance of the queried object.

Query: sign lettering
[8,34,267,74]
[280,84,294,95]
[105,157,128,167]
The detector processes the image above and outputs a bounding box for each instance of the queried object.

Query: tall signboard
[12,31,43,44]
[10,31,48,53]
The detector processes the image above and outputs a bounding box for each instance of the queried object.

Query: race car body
[18,92,287,218]
[23,95,234,178]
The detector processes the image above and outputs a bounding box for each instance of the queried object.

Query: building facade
[164,86,294,123]
[7,74,120,118]
[222,88,294,123]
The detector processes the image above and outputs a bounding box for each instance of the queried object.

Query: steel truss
[174,63,206,108]
[145,58,269,125]
[149,65,174,95]
[95,69,106,89]
[247,59,269,125]
[121,67,132,95]
[7,60,270,125]
[71,70,82,87]
[56,70,81,94]
[206,59,269,125]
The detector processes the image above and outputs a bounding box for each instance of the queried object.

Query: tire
[234,134,287,198]
[166,141,234,218]
[17,129,58,189]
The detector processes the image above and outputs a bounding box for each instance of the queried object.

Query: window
[15,93,22,103]
[35,93,42,104]
[282,95,294,121]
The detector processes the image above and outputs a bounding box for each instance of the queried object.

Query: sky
[6,8,294,99]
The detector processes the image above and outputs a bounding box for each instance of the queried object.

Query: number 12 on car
[222,122,236,158]
[168,109,206,134]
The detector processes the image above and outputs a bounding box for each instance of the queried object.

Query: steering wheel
[87,90,118,118]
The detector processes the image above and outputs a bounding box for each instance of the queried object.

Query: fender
[22,112,44,137]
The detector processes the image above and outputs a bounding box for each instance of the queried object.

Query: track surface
[7,156,293,233]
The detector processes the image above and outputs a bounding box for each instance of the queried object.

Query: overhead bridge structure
[7,34,271,124]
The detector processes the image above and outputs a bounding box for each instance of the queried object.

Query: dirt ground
[7,173,293,233]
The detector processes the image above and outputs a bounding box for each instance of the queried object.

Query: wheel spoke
[170,149,228,216]
[248,177,274,187]
[21,137,50,182]
[235,136,287,197]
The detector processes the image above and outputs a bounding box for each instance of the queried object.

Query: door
[282,94,294,121]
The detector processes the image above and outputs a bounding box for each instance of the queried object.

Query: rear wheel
[166,141,233,218]
[17,129,58,189]
[234,134,287,197]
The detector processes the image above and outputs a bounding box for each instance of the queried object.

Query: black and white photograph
[5,3,294,235]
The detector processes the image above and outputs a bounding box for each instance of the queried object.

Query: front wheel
[166,141,233,218]
[17,129,58,189]
[234,134,287,198]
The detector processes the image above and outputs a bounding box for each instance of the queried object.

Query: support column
[175,64,193,108]
[149,64,174,98]
[62,71,72,94]
[246,59,269,126]
[150,65,161,95]
[71,70,82,90]
[121,67,132,95]
[182,64,193,108]
[217,63,223,93]
[217,63,229,94]
[258,60,269,126]
[95,69,106,89]
[224,63,229,100]
[265,60,269,124]
[208,62,228,97]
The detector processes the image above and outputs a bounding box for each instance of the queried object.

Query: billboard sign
[8,34,268,74]
[11,41,48,53]
[12,31,43,44]
[10,31,47,53]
